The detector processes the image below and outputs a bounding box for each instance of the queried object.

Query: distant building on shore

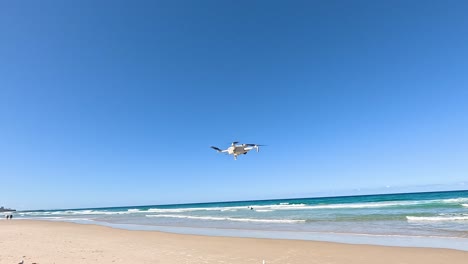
[0,206,16,212]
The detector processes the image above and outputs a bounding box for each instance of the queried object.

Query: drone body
[211,142,264,160]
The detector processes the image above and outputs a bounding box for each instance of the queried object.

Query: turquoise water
[14,190,468,250]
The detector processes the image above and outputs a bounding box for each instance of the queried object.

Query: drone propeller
[210,146,223,152]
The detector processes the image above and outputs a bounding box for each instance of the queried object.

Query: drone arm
[244,145,260,152]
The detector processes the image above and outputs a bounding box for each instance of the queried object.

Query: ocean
[14,190,468,251]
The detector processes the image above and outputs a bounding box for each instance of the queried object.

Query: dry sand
[0,220,466,264]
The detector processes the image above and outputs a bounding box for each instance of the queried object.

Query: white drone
[211,141,265,160]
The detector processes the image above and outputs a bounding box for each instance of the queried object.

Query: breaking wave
[406,215,468,222]
[145,214,305,223]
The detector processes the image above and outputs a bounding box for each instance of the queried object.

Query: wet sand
[0,220,466,264]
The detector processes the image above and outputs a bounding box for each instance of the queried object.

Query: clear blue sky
[1,1,467,210]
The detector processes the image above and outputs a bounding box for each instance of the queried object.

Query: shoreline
[12,218,468,251]
[1,220,467,264]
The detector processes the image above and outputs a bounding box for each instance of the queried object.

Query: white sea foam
[305,202,404,209]
[285,200,425,210]
[147,208,203,213]
[301,198,468,210]
[15,200,432,217]
[220,209,238,212]
[13,201,392,216]
[77,204,307,214]
[21,210,134,216]
[146,204,306,212]
[145,214,305,223]
[16,196,468,218]
[440,198,468,204]
[26,216,65,219]
[29,199,446,217]
[406,215,468,222]
[21,204,300,216]
[64,210,119,215]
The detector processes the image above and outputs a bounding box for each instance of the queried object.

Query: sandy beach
[0,220,466,264]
